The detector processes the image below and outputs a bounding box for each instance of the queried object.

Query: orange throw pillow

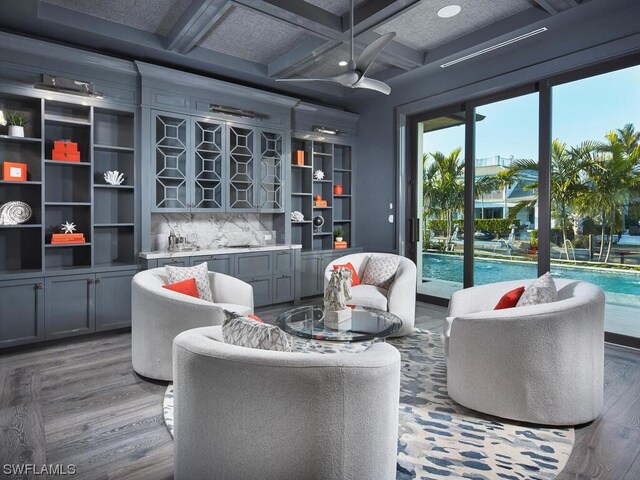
[494,286,526,310]
[162,277,200,299]
[247,314,264,323]
[333,262,360,286]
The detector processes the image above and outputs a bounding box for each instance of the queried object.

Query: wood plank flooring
[0,301,639,479]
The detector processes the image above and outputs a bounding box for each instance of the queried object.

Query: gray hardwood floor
[1,301,639,479]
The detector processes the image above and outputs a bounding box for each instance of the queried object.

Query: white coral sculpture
[104,170,125,185]
[291,210,304,222]
[313,169,325,180]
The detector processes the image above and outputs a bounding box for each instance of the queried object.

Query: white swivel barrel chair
[445,278,605,425]
[172,326,401,480]
[131,268,254,381]
[325,253,417,337]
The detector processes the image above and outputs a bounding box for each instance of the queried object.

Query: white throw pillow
[165,262,213,302]
[361,255,400,289]
[516,272,558,307]
[222,314,292,352]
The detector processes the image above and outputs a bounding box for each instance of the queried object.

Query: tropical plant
[5,111,29,127]
[423,147,465,243]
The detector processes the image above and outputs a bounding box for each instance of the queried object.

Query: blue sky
[423,64,640,161]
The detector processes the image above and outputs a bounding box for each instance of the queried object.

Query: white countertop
[140,244,302,259]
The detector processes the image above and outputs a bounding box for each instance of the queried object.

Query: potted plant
[334,228,344,242]
[6,111,28,138]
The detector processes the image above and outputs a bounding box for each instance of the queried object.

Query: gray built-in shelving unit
[290,138,352,251]
[0,94,136,274]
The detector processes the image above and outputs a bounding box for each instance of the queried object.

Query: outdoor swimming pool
[423,253,640,297]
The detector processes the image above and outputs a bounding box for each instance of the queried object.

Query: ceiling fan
[275,0,395,95]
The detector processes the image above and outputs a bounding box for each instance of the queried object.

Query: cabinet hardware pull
[95,278,101,284]
[35,283,44,290]
[88,278,94,284]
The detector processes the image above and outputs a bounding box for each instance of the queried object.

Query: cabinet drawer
[236,252,272,277]
[273,273,294,303]
[190,254,235,275]
[274,250,294,272]
[158,257,190,268]
[243,275,272,307]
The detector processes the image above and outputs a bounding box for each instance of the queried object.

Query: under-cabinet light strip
[440,27,548,68]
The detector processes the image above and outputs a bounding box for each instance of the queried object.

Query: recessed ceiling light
[338,60,348,67]
[438,5,461,18]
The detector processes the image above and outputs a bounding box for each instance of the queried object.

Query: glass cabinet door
[193,119,225,211]
[259,130,284,212]
[153,111,189,210]
[227,125,256,211]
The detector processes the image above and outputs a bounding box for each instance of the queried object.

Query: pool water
[423,253,640,296]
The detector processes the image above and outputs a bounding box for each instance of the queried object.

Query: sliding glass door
[473,93,539,285]
[406,57,640,345]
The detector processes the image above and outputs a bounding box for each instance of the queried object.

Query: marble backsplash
[151,213,276,251]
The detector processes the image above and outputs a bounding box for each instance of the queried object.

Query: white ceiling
[36,0,588,93]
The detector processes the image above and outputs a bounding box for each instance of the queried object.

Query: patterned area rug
[163,330,574,479]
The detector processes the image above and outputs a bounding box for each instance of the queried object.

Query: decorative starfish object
[61,221,77,234]
[313,169,325,180]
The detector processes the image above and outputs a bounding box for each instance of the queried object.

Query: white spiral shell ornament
[0,201,32,225]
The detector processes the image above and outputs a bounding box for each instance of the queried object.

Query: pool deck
[418,280,640,338]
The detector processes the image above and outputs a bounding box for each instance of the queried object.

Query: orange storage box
[52,140,81,162]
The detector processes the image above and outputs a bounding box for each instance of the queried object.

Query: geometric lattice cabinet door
[193,119,224,210]
[228,125,256,210]
[153,112,189,209]
[259,130,283,212]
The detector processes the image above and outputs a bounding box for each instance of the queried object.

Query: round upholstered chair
[131,268,253,381]
[172,326,401,480]
[324,253,416,337]
[445,278,605,425]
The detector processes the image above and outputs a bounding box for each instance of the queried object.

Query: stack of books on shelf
[315,200,328,207]
[334,241,348,249]
[51,233,86,245]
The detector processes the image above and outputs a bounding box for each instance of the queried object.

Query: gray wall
[346,0,640,254]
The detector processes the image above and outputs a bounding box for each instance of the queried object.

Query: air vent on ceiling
[440,27,548,68]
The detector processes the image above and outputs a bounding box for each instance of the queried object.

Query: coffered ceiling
[5,0,591,99]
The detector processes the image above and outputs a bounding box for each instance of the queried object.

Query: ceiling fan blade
[353,76,391,95]
[355,32,396,76]
[276,71,360,87]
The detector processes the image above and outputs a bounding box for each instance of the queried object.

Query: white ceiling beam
[164,0,232,53]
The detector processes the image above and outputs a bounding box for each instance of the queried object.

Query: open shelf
[45,243,91,248]
[94,108,134,149]
[0,135,41,143]
[0,228,41,272]
[45,160,91,167]
[44,114,91,126]
[94,144,134,152]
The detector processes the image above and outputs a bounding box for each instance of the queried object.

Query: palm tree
[423,148,465,244]
[508,139,588,251]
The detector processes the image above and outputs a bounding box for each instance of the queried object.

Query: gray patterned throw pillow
[165,262,213,302]
[516,272,558,307]
[361,254,400,289]
[222,314,292,352]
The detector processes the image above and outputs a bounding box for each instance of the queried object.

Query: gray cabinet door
[272,273,294,303]
[244,275,272,307]
[95,269,137,332]
[45,274,95,340]
[236,251,272,277]
[299,254,322,297]
[158,257,190,268]
[189,254,235,275]
[0,278,45,348]
[151,110,191,212]
[274,250,294,272]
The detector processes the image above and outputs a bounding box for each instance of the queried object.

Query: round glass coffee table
[277,305,402,342]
